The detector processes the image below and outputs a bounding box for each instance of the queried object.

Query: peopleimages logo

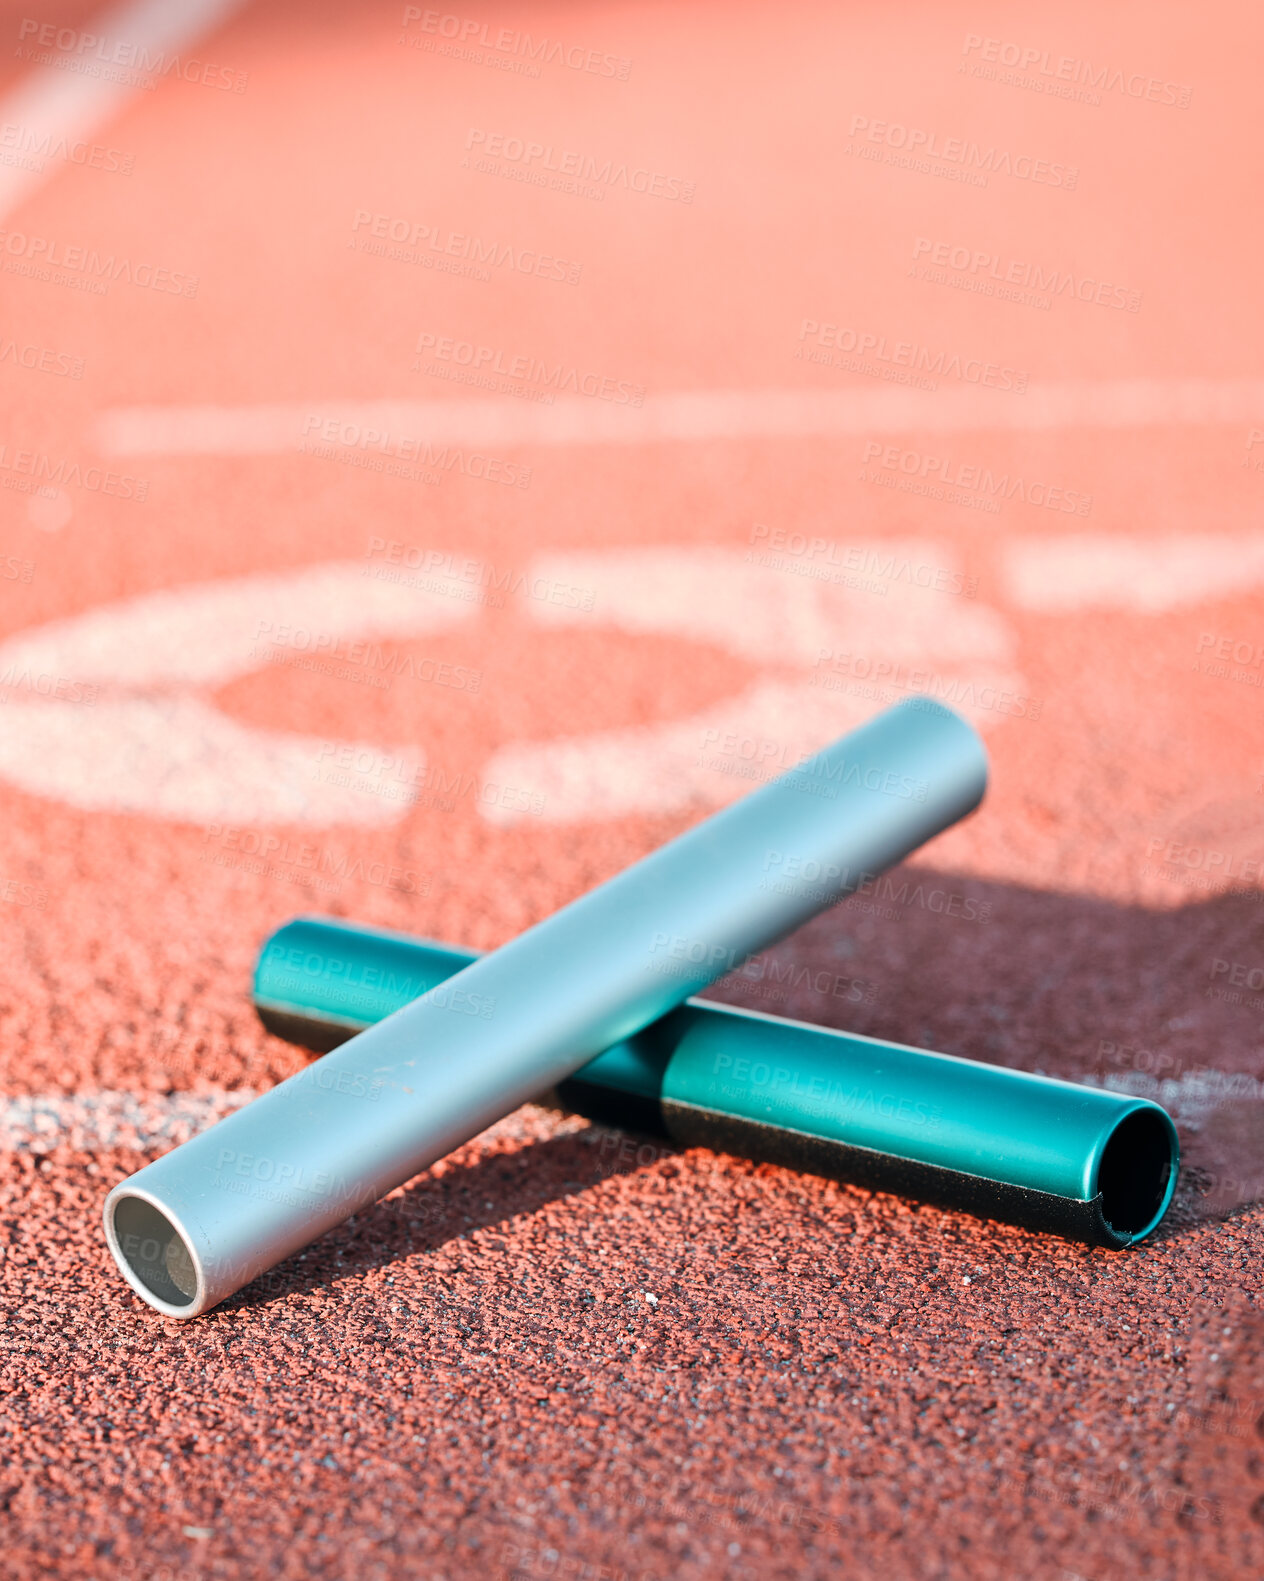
[762,851,991,923]
[401,9,631,80]
[812,649,1042,721]
[709,1052,944,1128]
[1,877,47,908]
[848,114,1078,189]
[1209,958,1264,992]
[201,824,428,894]
[464,130,695,203]
[0,666,97,705]
[351,209,582,286]
[697,728,929,800]
[861,443,1093,516]
[213,1149,360,1207]
[0,555,34,583]
[0,121,133,174]
[1195,631,1264,669]
[0,228,198,296]
[254,618,483,694]
[299,414,531,490]
[0,337,84,380]
[747,523,978,593]
[960,35,1192,109]
[912,238,1140,312]
[364,538,595,612]
[414,332,644,405]
[797,320,1028,393]
[15,18,249,92]
[1144,836,1262,884]
[0,445,148,501]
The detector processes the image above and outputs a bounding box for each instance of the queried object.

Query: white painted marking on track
[0,560,476,825]
[3,1074,1252,1156]
[1076,1070,1263,1126]
[0,1091,585,1153]
[0,559,475,688]
[1004,533,1264,612]
[528,544,1013,666]
[0,0,248,220]
[95,379,1264,456]
[0,1089,256,1152]
[0,694,417,824]
[480,544,1025,826]
[0,544,1025,830]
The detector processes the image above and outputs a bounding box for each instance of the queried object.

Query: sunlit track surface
[0,1,1262,1578]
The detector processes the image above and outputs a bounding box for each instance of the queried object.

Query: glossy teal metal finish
[660,1004,1141,1205]
[256,917,1179,1248]
[256,919,479,1041]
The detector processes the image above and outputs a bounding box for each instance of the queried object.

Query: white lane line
[94,378,1264,456]
[0,542,1023,829]
[0,1089,256,1152]
[0,557,476,689]
[1076,1071,1264,1126]
[479,544,1024,825]
[525,543,1013,667]
[0,0,248,220]
[0,1091,586,1153]
[1004,533,1264,613]
[0,694,422,825]
[0,559,477,825]
[3,1074,1253,1155]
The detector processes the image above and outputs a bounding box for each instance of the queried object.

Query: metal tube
[255,919,1180,1249]
[104,698,987,1317]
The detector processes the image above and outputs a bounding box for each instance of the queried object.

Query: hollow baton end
[103,1188,208,1319]
[1084,1101,1179,1247]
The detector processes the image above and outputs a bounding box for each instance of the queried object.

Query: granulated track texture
[0,1,1260,1578]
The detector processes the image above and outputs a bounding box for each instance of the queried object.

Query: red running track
[0,1,1261,1577]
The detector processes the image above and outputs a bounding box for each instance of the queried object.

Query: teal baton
[255,916,1179,1249]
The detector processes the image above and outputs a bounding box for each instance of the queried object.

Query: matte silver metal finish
[104,698,987,1317]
